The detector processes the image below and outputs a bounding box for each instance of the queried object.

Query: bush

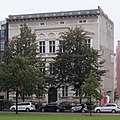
[61,101,72,110]
[4,100,13,109]
[85,101,96,110]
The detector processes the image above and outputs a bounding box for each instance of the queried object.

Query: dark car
[39,102,65,112]
[71,104,88,113]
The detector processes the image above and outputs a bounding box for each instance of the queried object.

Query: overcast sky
[0,0,119,50]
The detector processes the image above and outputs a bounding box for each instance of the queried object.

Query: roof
[6,6,113,25]
[7,8,100,22]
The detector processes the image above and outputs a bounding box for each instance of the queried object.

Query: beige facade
[7,6,114,103]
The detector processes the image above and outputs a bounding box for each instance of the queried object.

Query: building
[0,20,8,102]
[0,20,8,60]
[116,41,120,98]
[1,6,114,103]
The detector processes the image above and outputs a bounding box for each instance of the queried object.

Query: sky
[0,0,120,50]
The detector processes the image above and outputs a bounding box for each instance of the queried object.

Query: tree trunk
[79,97,82,104]
[16,91,18,114]
[22,90,25,102]
[79,89,82,104]
[6,88,9,102]
[89,95,92,116]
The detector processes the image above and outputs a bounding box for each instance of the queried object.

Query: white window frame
[1,30,5,38]
[49,62,55,75]
[85,39,91,48]
[59,40,64,53]
[49,41,55,53]
[0,41,5,51]
[39,41,45,53]
[62,86,68,97]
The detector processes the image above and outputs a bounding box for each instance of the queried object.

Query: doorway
[48,87,57,103]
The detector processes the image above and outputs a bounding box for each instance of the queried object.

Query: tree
[0,60,14,101]
[0,24,44,102]
[52,27,106,103]
[81,72,102,116]
[8,24,40,66]
[0,55,43,114]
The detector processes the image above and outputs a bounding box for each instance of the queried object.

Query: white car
[10,102,35,112]
[94,103,120,113]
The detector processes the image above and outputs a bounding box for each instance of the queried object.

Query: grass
[0,112,120,120]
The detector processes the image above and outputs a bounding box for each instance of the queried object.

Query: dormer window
[60,22,64,24]
[40,23,45,25]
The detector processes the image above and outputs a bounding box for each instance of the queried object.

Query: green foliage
[82,72,102,115]
[52,27,106,103]
[85,101,96,110]
[8,24,40,66]
[82,72,102,100]
[3,100,13,109]
[0,24,44,101]
[1,55,42,94]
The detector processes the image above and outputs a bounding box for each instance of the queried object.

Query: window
[59,40,64,52]
[62,86,68,97]
[39,41,45,53]
[79,20,86,23]
[85,39,91,48]
[40,23,45,25]
[0,41,5,51]
[111,104,116,107]
[49,41,55,53]
[0,30,5,38]
[49,63,55,75]
[20,102,30,105]
[0,95,4,99]
[40,63,46,75]
[75,90,79,97]
[60,22,64,24]
[106,104,111,107]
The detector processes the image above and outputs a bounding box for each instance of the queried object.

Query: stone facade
[5,6,114,103]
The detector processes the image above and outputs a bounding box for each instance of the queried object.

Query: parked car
[10,102,35,112]
[71,104,88,113]
[39,102,65,112]
[49,102,65,108]
[94,103,120,113]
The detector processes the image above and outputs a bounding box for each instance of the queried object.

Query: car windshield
[49,102,65,106]
[49,102,57,105]
[100,104,107,107]
[74,104,86,107]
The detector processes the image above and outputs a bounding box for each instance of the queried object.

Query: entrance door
[48,87,57,103]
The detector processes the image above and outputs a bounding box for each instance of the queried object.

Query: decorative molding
[48,33,56,38]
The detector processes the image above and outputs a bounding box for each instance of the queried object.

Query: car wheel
[56,108,60,112]
[96,109,101,113]
[71,109,74,113]
[26,108,30,112]
[111,109,116,113]
[81,109,85,113]
[41,108,45,112]
[11,108,15,112]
